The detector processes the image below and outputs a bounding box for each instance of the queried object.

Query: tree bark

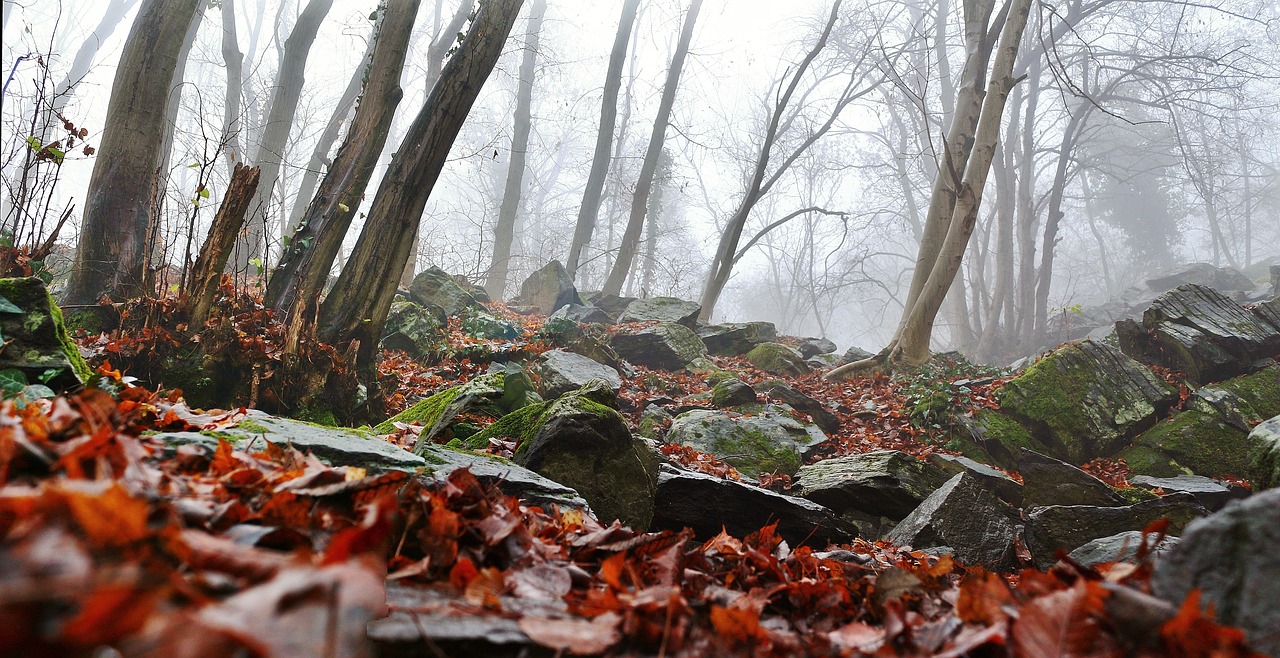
[600,0,702,297]
[483,0,547,299]
[187,163,261,327]
[318,0,525,370]
[219,0,245,173]
[264,0,422,312]
[63,0,203,307]
[565,0,641,281]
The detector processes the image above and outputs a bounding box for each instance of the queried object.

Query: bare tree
[63,0,203,310]
[600,0,702,297]
[483,0,547,299]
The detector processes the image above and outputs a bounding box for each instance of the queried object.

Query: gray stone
[186,410,429,471]
[533,349,621,399]
[998,339,1178,463]
[379,300,446,359]
[1019,449,1126,508]
[408,266,482,316]
[608,322,707,371]
[1067,531,1179,567]
[698,322,779,356]
[1247,414,1280,489]
[796,337,838,358]
[666,406,828,477]
[0,276,91,390]
[886,473,1019,570]
[1024,492,1209,569]
[457,306,519,340]
[1128,475,1245,512]
[793,450,951,522]
[637,404,673,440]
[710,378,757,407]
[651,464,858,547]
[1146,263,1257,294]
[927,453,1023,506]
[371,583,547,658]
[806,353,843,369]
[758,382,840,434]
[617,296,701,328]
[585,293,636,320]
[745,342,810,376]
[842,346,876,363]
[514,260,582,315]
[1152,489,1280,657]
[548,303,612,324]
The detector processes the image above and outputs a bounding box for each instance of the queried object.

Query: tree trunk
[264,0,422,312]
[600,0,702,297]
[231,0,334,275]
[483,0,547,299]
[63,0,203,308]
[219,0,245,173]
[1032,102,1086,345]
[187,164,261,326]
[318,0,525,373]
[565,0,641,281]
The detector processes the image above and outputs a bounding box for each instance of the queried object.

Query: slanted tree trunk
[600,0,702,297]
[565,0,641,281]
[318,0,524,377]
[187,164,261,327]
[828,0,1033,378]
[63,0,203,308]
[483,0,547,299]
[231,0,334,275]
[264,0,422,312]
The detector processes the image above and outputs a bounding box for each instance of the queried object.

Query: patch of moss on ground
[1133,410,1252,477]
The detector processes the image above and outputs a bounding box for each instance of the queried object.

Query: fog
[3,0,1278,362]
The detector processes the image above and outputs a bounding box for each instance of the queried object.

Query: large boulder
[617,296,701,328]
[1128,475,1246,512]
[997,339,1178,463]
[408,266,482,316]
[709,378,758,407]
[949,409,1052,470]
[885,472,1019,570]
[548,303,612,325]
[1247,414,1280,489]
[1117,284,1280,385]
[745,342,810,376]
[533,349,621,399]
[665,406,827,477]
[697,322,778,356]
[796,337,838,359]
[513,260,581,315]
[457,306,520,340]
[0,276,91,391]
[1024,492,1208,569]
[1018,449,1126,508]
[927,454,1023,506]
[651,464,858,548]
[481,382,659,529]
[1067,531,1179,567]
[1145,263,1257,294]
[1152,489,1280,657]
[841,346,876,363]
[379,300,447,360]
[792,450,951,523]
[608,322,707,371]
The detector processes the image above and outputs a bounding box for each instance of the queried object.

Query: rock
[710,378,757,407]
[927,454,1023,506]
[408,266,482,316]
[806,353,843,369]
[1066,531,1178,567]
[1024,492,1209,569]
[1209,365,1280,420]
[1152,489,1280,656]
[548,303,612,324]
[796,337,837,358]
[1128,475,1245,512]
[372,583,549,658]
[1247,414,1280,489]
[533,349,621,400]
[697,322,778,356]
[793,450,951,522]
[745,342,810,376]
[513,261,582,315]
[950,409,1051,470]
[375,370,539,441]
[457,306,520,340]
[666,406,828,477]
[1118,284,1280,385]
[487,382,659,529]
[842,346,875,363]
[0,276,92,390]
[885,473,1019,570]
[564,334,629,375]
[637,404,672,440]
[1253,296,1280,329]
[757,382,840,433]
[1018,449,1126,508]
[608,322,707,371]
[379,300,447,359]
[1123,408,1254,479]
[651,464,858,548]
[585,293,636,320]
[617,296,702,328]
[1145,263,1257,294]
[998,339,1178,463]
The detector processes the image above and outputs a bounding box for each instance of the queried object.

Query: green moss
[375,386,463,434]
[704,370,737,386]
[706,425,801,477]
[1113,486,1159,504]
[943,434,996,466]
[1133,410,1252,477]
[234,419,271,434]
[1213,366,1280,419]
[1116,444,1189,478]
[745,342,809,376]
[971,409,1044,469]
[468,403,547,451]
[293,406,338,427]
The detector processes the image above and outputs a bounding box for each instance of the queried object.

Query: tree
[600,0,702,297]
[565,0,642,281]
[828,0,1033,376]
[317,0,525,378]
[62,0,203,309]
[264,0,423,312]
[483,0,547,299]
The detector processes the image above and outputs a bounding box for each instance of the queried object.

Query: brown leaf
[1011,579,1116,658]
[59,481,152,548]
[519,612,621,655]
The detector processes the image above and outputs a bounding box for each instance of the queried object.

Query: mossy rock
[666,406,826,477]
[956,409,1048,470]
[1210,366,1280,420]
[457,307,519,340]
[998,340,1177,463]
[744,342,810,377]
[0,277,93,391]
[1116,444,1191,478]
[608,322,707,371]
[1247,415,1280,489]
[1131,409,1253,478]
[379,300,447,360]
